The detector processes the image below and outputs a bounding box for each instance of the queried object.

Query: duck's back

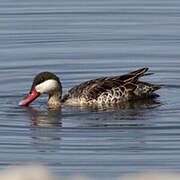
[62,68,162,105]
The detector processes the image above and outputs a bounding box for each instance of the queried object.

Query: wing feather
[65,68,150,101]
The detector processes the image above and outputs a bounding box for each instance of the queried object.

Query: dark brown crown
[29,72,61,93]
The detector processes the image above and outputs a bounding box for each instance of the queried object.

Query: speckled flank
[96,87,130,104]
[79,83,160,105]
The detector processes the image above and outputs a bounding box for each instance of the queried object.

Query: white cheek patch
[35,79,59,94]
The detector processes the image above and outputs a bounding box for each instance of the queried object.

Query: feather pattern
[63,68,162,105]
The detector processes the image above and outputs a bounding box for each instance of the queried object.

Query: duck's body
[19,68,162,108]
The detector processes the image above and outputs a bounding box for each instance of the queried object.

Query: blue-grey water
[1,0,180,179]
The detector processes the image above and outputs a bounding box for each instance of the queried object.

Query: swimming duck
[19,68,162,108]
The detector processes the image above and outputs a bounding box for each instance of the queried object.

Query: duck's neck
[48,91,62,108]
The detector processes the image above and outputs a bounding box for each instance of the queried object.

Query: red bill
[19,90,40,106]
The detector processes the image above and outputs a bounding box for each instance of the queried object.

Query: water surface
[1,0,180,179]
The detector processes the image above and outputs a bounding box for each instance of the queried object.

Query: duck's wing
[64,68,149,102]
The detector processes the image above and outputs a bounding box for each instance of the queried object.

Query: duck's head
[19,72,62,107]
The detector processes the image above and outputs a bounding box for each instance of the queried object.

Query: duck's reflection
[23,106,62,152]
[64,98,162,127]
[24,98,161,128]
[22,98,162,154]
[25,106,62,127]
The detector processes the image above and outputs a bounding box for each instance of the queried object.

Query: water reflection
[22,107,62,152]
[24,106,62,127]
[21,98,162,130]
[64,98,162,127]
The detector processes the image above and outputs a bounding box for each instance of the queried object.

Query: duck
[19,68,162,108]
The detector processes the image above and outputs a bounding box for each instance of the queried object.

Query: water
[1,0,180,179]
